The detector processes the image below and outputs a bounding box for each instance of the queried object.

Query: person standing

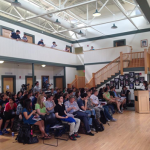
[11,30,21,41]
[38,39,45,46]
[33,81,41,93]
[22,33,28,42]
[51,42,57,48]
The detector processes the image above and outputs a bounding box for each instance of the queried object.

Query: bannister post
[75,75,78,89]
[144,49,148,74]
[92,73,95,87]
[120,52,123,75]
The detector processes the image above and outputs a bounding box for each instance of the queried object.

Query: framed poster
[129,72,134,78]
[110,81,115,87]
[139,77,145,83]
[114,78,119,83]
[124,74,129,80]
[135,80,140,86]
[41,76,49,88]
[119,75,124,81]
[129,82,134,89]
[130,77,134,83]
[141,39,148,47]
[134,73,139,80]
[120,80,124,87]
[125,80,129,86]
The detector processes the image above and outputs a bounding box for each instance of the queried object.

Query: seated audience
[32,92,39,110]
[33,81,41,93]
[17,91,22,103]
[103,87,122,113]
[68,90,73,97]
[55,95,80,141]
[51,41,57,48]
[77,93,95,128]
[38,39,45,46]
[23,99,50,139]
[63,93,69,103]
[22,33,28,42]
[110,86,126,109]
[90,90,116,122]
[120,86,131,104]
[72,87,76,96]
[11,30,21,41]
[65,96,94,136]
[12,93,18,104]
[3,97,17,134]
[98,88,103,99]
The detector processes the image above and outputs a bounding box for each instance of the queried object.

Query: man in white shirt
[51,42,57,48]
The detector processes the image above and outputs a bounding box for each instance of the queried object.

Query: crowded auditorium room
[0,0,150,149]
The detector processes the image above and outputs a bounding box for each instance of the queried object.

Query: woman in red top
[3,97,17,134]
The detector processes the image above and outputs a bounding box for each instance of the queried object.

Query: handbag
[44,113,56,124]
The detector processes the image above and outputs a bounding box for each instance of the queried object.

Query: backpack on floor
[16,124,38,144]
[92,118,104,132]
[78,122,86,134]
[100,110,108,124]
[11,117,21,132]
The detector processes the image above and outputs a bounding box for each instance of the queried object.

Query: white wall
[65,67,78,87]
[74,32,150,53]
[0,20,71,50]
[0,62,64,92]
[98,71,147,100]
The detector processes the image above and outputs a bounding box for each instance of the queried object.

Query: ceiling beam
[135,0,150,23]
[19,0,97,21]
[113,0,139,30]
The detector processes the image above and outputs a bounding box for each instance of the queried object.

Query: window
[114,39,126,47]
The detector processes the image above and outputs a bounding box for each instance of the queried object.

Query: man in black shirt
[11,30,21,41]
[54,95,80,141]
[38,39,45,46]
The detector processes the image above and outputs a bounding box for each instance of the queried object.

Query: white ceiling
[0,0,149,41]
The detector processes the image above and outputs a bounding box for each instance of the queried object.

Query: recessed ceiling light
[41,64,46,67]
[0,61,4,64]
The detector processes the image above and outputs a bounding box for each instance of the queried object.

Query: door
[26,77,33,91]
[26,35,33,43]
[55,77,63,89]
[3,78,13,93]
[2,29,12,38]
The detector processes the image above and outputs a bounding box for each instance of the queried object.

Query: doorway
[25,76,36,91]
[2,27,14,38]
[54,76,65,89]
[1,75,16,93]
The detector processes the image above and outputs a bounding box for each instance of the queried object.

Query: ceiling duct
[5,0,86,36]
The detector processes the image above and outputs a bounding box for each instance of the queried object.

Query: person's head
[23,90,28,95]
[51,88,54,92]
[17,91,22,98]
[104,87,108,93]
[68,90,73,96]
[110,86,115,91]
[12,93,17,101]
[16,30,20,35]
[57,95,63,103]
[69,96,75,103]
[28,90,33,98]
[9,97,14,104]
[24,99,32,112]
[34,92,39,98]
[80,88,85,94]
[91,46,94,49]
[24,33,27,37]
[122,86,126,90]
[1,94,7,100]
[73,87,76,92]
[87,90,91,97]
[106,85,110,90]
[81,93,88,100]
[57,89,60,93]
[75,90,80,98]
[93,90,98,96]
[45,80,48,83]
[41,39,43,42]
[88,89,92,94]
[46,94,53,101]
[53,41,56,45]
[143,81,148,87]
[63,93,69,99]
[37,95,45,108]
[35,81,39,86]
[42,91,46,97]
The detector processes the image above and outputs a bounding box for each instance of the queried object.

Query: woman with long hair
[23,99,50,139]
[75,90,81,101]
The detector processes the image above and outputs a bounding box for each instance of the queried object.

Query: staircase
[86,51,146,89]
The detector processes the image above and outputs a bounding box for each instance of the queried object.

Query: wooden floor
[1,110,150,150]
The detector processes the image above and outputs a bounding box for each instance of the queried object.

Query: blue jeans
[103,105,113,120]
[85,109,96,125]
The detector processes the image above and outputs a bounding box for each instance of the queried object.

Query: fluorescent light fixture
[93,9,101,17]
[111,24,118,29]
[0,61,4,64]
[41,64,46,67]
